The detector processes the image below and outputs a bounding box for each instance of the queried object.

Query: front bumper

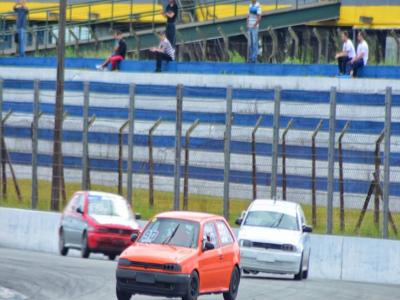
[240,247,302,274]
[88,232,132,254]
[116,268,190,297]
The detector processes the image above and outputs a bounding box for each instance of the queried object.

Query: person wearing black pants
[150,32,175,72]
[164,0,178,48]
[335,31,355,75]
[350,31,369,78]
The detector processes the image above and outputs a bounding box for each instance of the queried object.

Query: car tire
[302,252,310,279]
[116,288,131,300]
[223,266,240,300]
[59,229,69,256]
[108,254,116,261]
[294,253,304,281]
[81,232,90,259]
[182,271,199,300]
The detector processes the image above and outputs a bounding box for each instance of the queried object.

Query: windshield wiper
[162,224,180,245]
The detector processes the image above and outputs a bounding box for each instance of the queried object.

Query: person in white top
[150,31,175,72]
[335,31,355,75]
[350,31,369,78]
[247,0,262,63]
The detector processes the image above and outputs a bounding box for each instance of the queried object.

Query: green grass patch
[0,179,398,239]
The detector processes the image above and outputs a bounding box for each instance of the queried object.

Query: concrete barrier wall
[1,207,399,285]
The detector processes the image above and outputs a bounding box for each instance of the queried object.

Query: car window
[139,218,199,249]
[216,221,234,246]
[66,194,79,211]
[244,211,299,231]
[76,195,85,212]
[203,222,219,249]
[87,194,133,220]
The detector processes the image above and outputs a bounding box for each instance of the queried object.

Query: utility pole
[50,0,67,211]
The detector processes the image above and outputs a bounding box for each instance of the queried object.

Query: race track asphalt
[0,247,399,300]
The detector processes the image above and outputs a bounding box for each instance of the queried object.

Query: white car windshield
[139,218,199,249]
[88,195,133,220]
[244,211,299,231]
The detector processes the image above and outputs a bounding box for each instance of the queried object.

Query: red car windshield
[88,195,133,220]
[139,218,199,249]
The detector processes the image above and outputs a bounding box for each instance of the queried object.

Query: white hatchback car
[236,199,312,280]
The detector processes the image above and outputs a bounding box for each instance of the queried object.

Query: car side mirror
[302,225,313,233]
[135,213,141,220]
[235,218,243,226]
[76,207,84,214]
[130,233,138,242]
[202,241,215,252]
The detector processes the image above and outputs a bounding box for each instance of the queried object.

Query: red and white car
[59,191,140,260]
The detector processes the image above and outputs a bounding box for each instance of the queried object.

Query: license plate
[136,273,155,284]
[257,254,275,263]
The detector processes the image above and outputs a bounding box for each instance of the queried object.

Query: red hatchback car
[116,211,241,300]
[59,191,140,260]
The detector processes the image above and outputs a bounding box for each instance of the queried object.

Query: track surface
[0,247,399,300]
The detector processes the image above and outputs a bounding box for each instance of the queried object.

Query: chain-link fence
[0,78,398,239]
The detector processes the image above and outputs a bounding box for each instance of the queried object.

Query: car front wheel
[223,266,240,300]
[59,229,69,256]
[81,232,90,259]
[182,271,199,300]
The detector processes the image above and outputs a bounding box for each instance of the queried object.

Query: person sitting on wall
[335,31,355,75]
[150,31,175,73]
[349,31,369,78]
[96,30,127,71]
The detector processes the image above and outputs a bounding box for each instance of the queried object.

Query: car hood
[122,243,197,264]
[238,225,302,245]
[90,215,139,230]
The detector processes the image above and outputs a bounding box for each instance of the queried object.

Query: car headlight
[239,239,253,247]
[281,244,297,252]
[163,263,182,272]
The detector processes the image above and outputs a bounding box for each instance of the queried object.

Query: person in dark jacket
[13,0,29,57]
[96,30,127,71]
[164,0,178,48]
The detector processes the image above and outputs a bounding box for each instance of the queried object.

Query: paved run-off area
[0,248,399,300]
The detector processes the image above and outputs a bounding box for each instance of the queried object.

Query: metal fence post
[282,119,293,201]
[374,131,384,230]
[338,121,350,232]
[31,79,40,209]
[223,86,233,220]
[183,119,200,210]
[251,116,263,200]
[81,82,89,190]
[127,84,135,205]
[118,120,129,196]
[148,118,162,208]
[311,119,323,227]
[0,79,3,200]
[327,87,337,234]
[383,87,392,239]
[174,84,183,210]
[270,86,281,199]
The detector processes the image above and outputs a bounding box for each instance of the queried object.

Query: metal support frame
[183,119,200,210]
[270,86,281,199]
[268,27,278,63]
[389,30,400,65]
[148,118,162,208]
[327,87,337,234]
[251,116,264,200]
[313,27,322,64]
[174,84,183,210]
[311,119,323,227]
[126,84,135,205]
[374,130,385,230]
[217,26,229,62]
[223,86,233,220]
[118,120,129,196]
[281,119,293,201]
[288,27,299,60]
[338,121,349,232]
[383,87,392,238]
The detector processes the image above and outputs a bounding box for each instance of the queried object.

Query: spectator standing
[96,30,127,71]
[13,0,29,57]
[350,32,369,78]
[150,31,175,72]
[335,31,355,75]
[247,0,262,63]
[164,0,178,48]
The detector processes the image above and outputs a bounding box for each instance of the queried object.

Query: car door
[62,194,80,246]
[299,208,311,263]
[198,221,224,293]
[215,220,236,290]
[70,194,86,246]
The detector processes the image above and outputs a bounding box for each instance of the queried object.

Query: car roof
[248,199,299,216]
[80,191,127,201]
[155,211,222,223]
